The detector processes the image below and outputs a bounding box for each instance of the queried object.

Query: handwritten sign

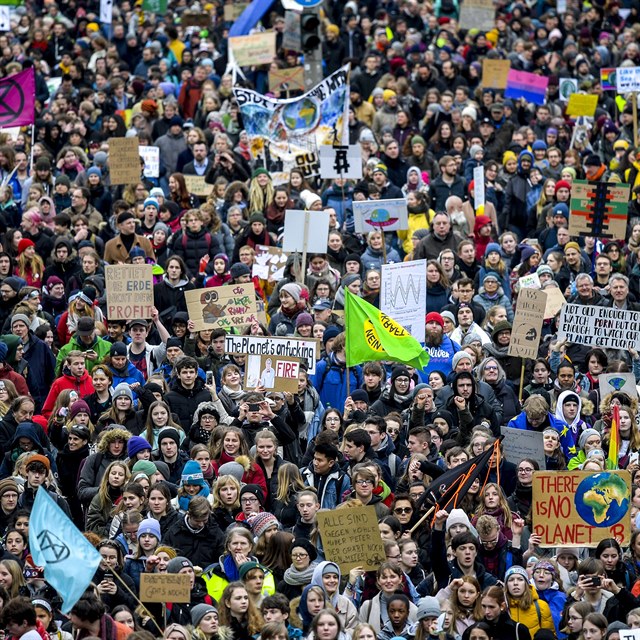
[317,505,386,572]
[269,67,305,93]
[224,2,248,20]
[109,137,140,185]
[181,12,210,27]
[225,335,320,374]
[245,354,300,393]
[566,93,598,117]
[569,181,629,240]
[532,470,631,547]
[509,288,546,360]
[252,245,288,281]
[139,145,160,178]
[105,264,154,320]
[616,66,640,93]
[519,273,541,289]
[140,573,191,603]
[230,32,276,66]
[482,59,511,89]
[501,427,546,470]
[185,284,258,333]
[557,304,640,350]
[184,175,214,197]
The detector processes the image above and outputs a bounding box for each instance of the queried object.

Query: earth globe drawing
[575,472,630,527]
[282,98,320,134]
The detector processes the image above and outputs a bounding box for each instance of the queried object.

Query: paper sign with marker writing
[509,288,546,359]
[230,32,276,66]
[140,574,191,603]
[353,199,408,234]
[269,67,305,93]
[616,66,640,93]
[109,137,140,185]
[184,175,214,197]
[481,59,510,89]
[185,284,258,332]
[566,93,598,117]
[139,145,159,178]
[106,265,154,320]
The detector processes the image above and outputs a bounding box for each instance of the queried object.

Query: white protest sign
[139,145,160,178]
[473,165,485,207]
[353,198,408,234]
[100,0,113,23]
[319,145,363,180]
[0,7,11,31]
[519,273,541,289]
[380,260,426,345]
[616,66,640,93]
[282,210,330,253]
[557,304,640,350]
[252,245,288,281]
[501,427,546,470]
[620,629,640,640]
[225,334,320,374]
[599,372,638,399]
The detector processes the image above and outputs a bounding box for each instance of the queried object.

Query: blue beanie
[485,242,502,256]
[87,166,102,178]
[181,460,206,487]
[138,518,162,540]
[128,436,151,459]
[143,197,159,211]
[532,140,547,151]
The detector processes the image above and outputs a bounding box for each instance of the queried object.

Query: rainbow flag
[607,404,620,470]
[504,69,549,106]
[600,68,616,91]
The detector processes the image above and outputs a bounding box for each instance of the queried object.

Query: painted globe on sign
[574,472,629,528]
[282,98,320,134]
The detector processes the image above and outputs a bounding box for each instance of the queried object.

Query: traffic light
[301,10,320,52]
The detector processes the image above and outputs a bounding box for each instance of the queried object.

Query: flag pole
[409,505,435,534]
[109,570,165,635]
[518,359,525,404]
[30,124,35,173]
[345,289,351,398]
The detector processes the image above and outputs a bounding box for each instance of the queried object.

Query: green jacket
[55,335,112,375]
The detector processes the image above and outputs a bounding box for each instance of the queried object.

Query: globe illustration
[574,472,630,528]
[282,98,320,134]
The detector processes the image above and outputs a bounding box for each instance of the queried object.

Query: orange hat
[26,454,50,472]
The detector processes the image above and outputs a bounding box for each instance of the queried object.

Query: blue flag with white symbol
[29,488,102,613]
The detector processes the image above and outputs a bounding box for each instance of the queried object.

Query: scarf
[222,385,245,400]
[178,483,210,512]
[284,563,317,586]
[222,553,241,581]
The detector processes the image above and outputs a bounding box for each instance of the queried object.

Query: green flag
[344,289,430,370]
[142,0,167,13]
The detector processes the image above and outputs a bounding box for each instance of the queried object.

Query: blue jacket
[507,411,576,460]
[301,464,351,509]
[22,334,56,413]
[321,184,353,227]
[537,586,567,638]
[123,556,147,591]
[310,354,362,411]
[109,361,145,387]
[419,334,460,377]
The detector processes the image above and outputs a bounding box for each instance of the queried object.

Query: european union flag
[29,488,102,613]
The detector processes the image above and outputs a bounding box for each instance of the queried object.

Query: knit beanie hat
[158,427,181,446]
[505,566,529,582]
[452,351,473,369]
[138,518,162,540]
[191,604,217,628]
[249,512,279,539]
[230,263,251,279]
[240,484,265,506]
[281,283,302,302]
[131,459,157,479]
[238,561,266,580]
[296,312,314,328]
[425,312,444,327]
[128,436,152,459]
[445,509,472,533]
[167,556,194,574]
[417,596,441,620]
[10,314,29,329]
[578,428,600,450]
[182,460,206,487]
[217,462,245,483]
[69,399,91,420]
[143,198,159,211]
[0,478,18,499]
[554,180,571,193]
[564,241,581,254]
[112,383,133,402]
[17,239,35,255]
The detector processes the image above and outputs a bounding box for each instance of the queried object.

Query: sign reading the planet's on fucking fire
[532,470,631,547]
[353,198,408,234]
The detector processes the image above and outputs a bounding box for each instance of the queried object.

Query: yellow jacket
[397,210,435,255]
[508,587,555,637]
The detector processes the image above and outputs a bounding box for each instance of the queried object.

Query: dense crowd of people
[0,0,640,640]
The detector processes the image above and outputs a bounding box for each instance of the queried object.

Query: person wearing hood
[504,566,555,636]
[42,236,80,290]
[398,191,434,256]
[42,349,95,418]
[554,390,590,443]
[473,272,514,322]
[153,255,194,325]
[55,423,91,527]
[0,423,56,480]
[0,341,29,398]
[531,560,566,636]
[502,150,533,238]
[483,320,531,383]
[477,357,520,425]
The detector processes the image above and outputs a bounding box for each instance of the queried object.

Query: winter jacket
[165,377,213,430]
[537,585,567,636]
[42,368,95,418]
[508,411,576,461]
[360,245,401,271]
[0,363,29,397]
[425,283,450,314]
[109,361,145,387]
[163,514,225,568]
[56,442,90,527]
[473,290,514,322]
[55,334,112,375]
[0,412,49,459]
[170,228,222,277]
[507,587,555,637]
[414,228,465,261]
[0,422,57,479]
[153,277,195,323]
[310,353,363,411]
[21,334,56,412]
[103,233,156,265]
[301,463,351,509]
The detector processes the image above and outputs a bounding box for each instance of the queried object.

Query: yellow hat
[614,139,630,151]
[383,89,396,102]
[87,22,100,32]
[502,150,517,166]
[486,29,499,45]
[326,24,340,36]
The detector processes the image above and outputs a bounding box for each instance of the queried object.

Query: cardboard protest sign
[181,12,210,26]
[225,335,320,374]
[244,354,300,392]
[282,11,301,52]
[481,59,510,89]
[458,0,494,30]
[599,372,638,399]
[519,273,541,289]
[616,66,640,93]
[500,427,546,470]
[532,470,631,547]
[508,288,546,360]
[557,304,640,350]
[269,67,305,93]
[559,78,578,102]
[601,68,617,91]
[319,145,363,180]
[282,210,330,253]
[569,181,629,240]
[108,137,140,185]
[140,574,191,603]
[353,198,408,234]
[380,260,426,345]
[184,175,214,197]
[185,284,258,332]
[252,245,288,281]
[230,32,277,67]
[105,265,154,320]
[139,145,159,178]
[224,2,248,20]
[317,506,386,572]
[543,287,566,319]
[566,93,598,117]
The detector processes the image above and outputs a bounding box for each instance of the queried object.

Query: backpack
[181,230,212,252]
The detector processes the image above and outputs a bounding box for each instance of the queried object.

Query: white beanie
[446,508,472,533]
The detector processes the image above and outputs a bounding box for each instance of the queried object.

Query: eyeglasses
[567,616,583,621]
[484,366,498,371]
[241,497,259,504]
[356,479,373,486]
[518,467,535,474]
[387,554,401,560]
[201,415,216,421]
[291,552,308,559]
[326,417,340,422]
[394,507,413,514]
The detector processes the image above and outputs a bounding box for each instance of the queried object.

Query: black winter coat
[171,228,222,276]
[163,514,225,568]
[165,378,212,431]
[56,442,90,527]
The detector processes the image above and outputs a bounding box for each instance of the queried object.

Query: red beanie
[17,238,35,255]
[554,180,571,194]
[426,312,444,327]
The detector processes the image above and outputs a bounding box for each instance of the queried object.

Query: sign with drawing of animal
[185,284,258,332]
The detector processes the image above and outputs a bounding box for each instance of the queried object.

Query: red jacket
[42,369,95,418]
[0,364,30,397]
[212,451,267,494]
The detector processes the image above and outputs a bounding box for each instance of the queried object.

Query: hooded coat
[0,422,56,479]
[507,585,555,637]
[310,561,359,630]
